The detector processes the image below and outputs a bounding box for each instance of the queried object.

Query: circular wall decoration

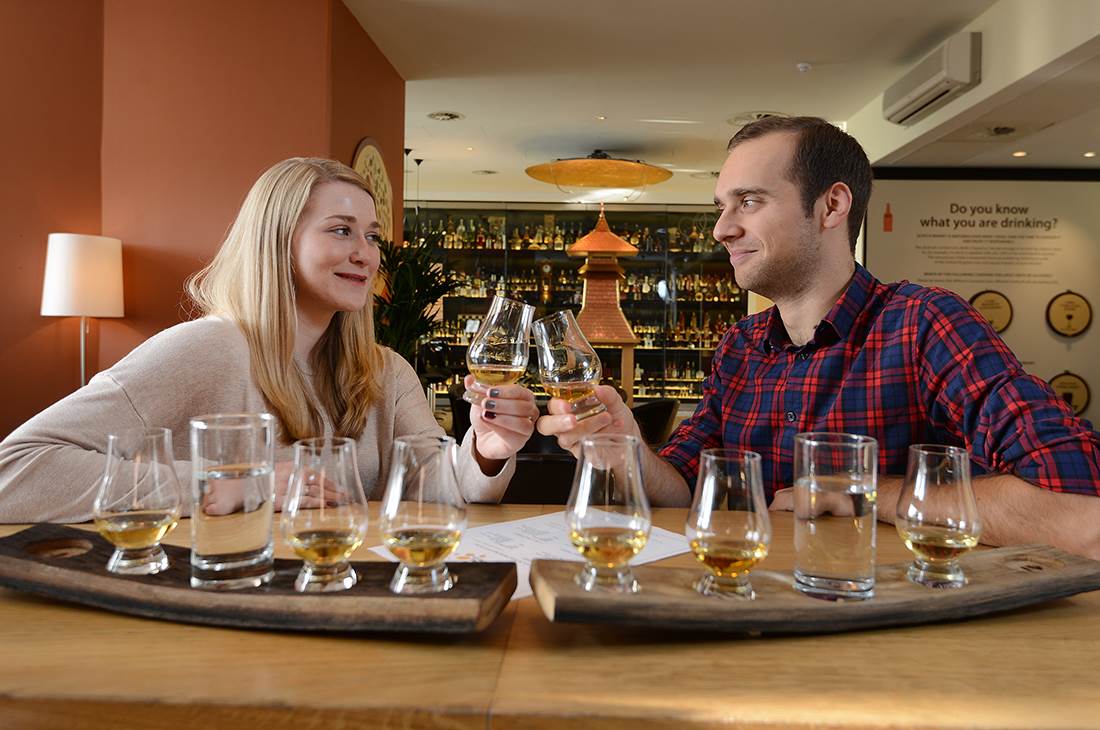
[968,290,1013,334]
[1049,371,1090,416]
[1045,291,1092,337]
[351,138,394,243]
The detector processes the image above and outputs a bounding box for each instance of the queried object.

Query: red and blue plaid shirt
[660,264,1100,500]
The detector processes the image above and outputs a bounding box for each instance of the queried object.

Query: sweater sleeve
[386,350,515,503]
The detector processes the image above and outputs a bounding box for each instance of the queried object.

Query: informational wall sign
[866,179,1100,423]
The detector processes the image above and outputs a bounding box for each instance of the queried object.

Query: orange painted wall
[0,1,104,437]
[98,0,333,367]
[1,0,405,438]
[330,0,406,241]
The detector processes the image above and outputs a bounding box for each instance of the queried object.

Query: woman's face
[291,180,381,322]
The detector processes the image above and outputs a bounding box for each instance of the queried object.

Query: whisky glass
[380,435,467,594]
[92,428,183,575]
[281,437,369,592]
[466,295,535,388]
[686,449,770,599]
[532,309,607,420]
[566,434,651,592]
[896,444,982,589]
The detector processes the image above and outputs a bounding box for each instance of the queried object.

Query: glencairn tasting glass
[380,435,467,594]
[532,309,607,420]
[686,449,771,599]
[466,294,535,388]
[896,444,982,589]
[566,434,651,592]
[93,428,183,575]
[281,437,369,592]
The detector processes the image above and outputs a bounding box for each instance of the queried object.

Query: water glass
[379,435,467,594]
[532,309,606,420]
[896,444,982,588]
[566,434,651,593]
[686,449,770,599]
[792,432,878,601]
[189,413,276,590]
[92,428,182,575]
[282,437,370,592]
[466,295,535,388]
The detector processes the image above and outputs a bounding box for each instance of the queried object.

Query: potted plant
[373,233,459,368]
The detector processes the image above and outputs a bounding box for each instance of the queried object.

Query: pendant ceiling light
[525,149,672,190]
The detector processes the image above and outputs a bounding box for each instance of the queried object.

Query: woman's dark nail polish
[484,412,497,420]
[485,400,497,410]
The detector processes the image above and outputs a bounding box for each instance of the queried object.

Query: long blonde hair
[187,157,384,441]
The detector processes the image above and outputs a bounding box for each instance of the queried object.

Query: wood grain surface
[1,505,1099,730]
[530,545,1100,634]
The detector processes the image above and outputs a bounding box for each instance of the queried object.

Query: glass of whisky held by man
[380,435,467,594]
[281,437,370,592]
[532,309,607,420]
[566,434,651,593]
[896,444,982,589]
[465,294,535,390]
[686,449,771,599]
[93,427,183,575]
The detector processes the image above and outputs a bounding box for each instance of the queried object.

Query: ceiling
[345,0,1099,204]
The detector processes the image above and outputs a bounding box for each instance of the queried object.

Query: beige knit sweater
[0,317,513,522]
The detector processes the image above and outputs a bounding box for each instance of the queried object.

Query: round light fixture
[595,115,607,121]
[525,150,672,189]
[427,111,464,121]
[1085,151,1097,158]
[1012,150,1028,158]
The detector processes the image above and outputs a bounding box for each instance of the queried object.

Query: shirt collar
[757,264,877,353]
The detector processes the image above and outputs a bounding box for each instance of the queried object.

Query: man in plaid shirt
[538,116,1100,559]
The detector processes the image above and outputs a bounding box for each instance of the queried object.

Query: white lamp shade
[41,233,125,317]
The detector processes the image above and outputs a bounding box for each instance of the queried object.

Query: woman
[0,158,537,522]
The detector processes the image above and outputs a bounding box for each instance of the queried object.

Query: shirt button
[785,411,797,422]
[798,352,810,360]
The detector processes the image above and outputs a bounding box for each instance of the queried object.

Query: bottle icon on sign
[883,203,894,233]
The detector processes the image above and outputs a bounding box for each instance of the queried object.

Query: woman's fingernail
[483,412,497,420]
[484,400,497,410]
[489,388,501,398]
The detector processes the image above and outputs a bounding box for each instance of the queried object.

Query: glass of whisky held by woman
[466,294,535,389]
[380,435,467,594]
[686,449,771,599]
[566,433,651,593]
[281,437,370,592]
[93,427,183,576]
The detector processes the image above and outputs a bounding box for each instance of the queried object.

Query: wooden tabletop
[1,505,1097,729]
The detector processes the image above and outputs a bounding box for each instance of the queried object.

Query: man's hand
[536,385,641,458]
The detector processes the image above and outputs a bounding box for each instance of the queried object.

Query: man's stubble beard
[734,218,821,302]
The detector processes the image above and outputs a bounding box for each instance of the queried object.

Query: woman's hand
[536,385,640,458]
[201,461,334,515]
[465,374,538,462]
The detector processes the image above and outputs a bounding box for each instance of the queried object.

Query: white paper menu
[368,511,689,600]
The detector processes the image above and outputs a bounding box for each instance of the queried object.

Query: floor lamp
[40,233,125,388]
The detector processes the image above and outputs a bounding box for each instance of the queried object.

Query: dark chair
[447,382,472,442]
[630,398,680,446]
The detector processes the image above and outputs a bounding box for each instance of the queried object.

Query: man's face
[712,132,820,300]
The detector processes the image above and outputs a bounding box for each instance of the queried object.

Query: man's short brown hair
[727,116,872,253]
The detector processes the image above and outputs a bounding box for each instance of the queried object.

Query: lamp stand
[79,316,88,387]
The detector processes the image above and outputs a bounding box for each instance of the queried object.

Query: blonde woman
[0,158,536,522]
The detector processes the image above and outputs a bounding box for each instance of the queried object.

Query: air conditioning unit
[883,32,981,125]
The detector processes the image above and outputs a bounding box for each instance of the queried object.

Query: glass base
[694,573,755,600]
[575,564,639,593]
[106,545,169,575]
[572,397,608,421]
[190,544,274,590]
[907,559,967,589]
[295,562,357,593]
[793,570,875,601]
[389,564,456,594]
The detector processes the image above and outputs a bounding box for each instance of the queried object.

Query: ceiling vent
[883,32,981,125]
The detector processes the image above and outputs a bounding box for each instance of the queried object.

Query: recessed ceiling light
[472,169,498,175]
[426,111,464,121]
[1012,150,1028,158]
[595,115,607,121]
[465,146,474,151]
[796,62,812,73]
[1085,151,1097,158]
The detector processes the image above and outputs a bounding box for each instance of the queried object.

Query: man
[537,116,1100,559]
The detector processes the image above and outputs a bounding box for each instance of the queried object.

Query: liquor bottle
[455,218,466,248]
[883,203,894,233]
[510,227,522,250]
[475,221,486,249]
[641,227,654,254]
[554,226,565,250]
[630,225,641,247]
